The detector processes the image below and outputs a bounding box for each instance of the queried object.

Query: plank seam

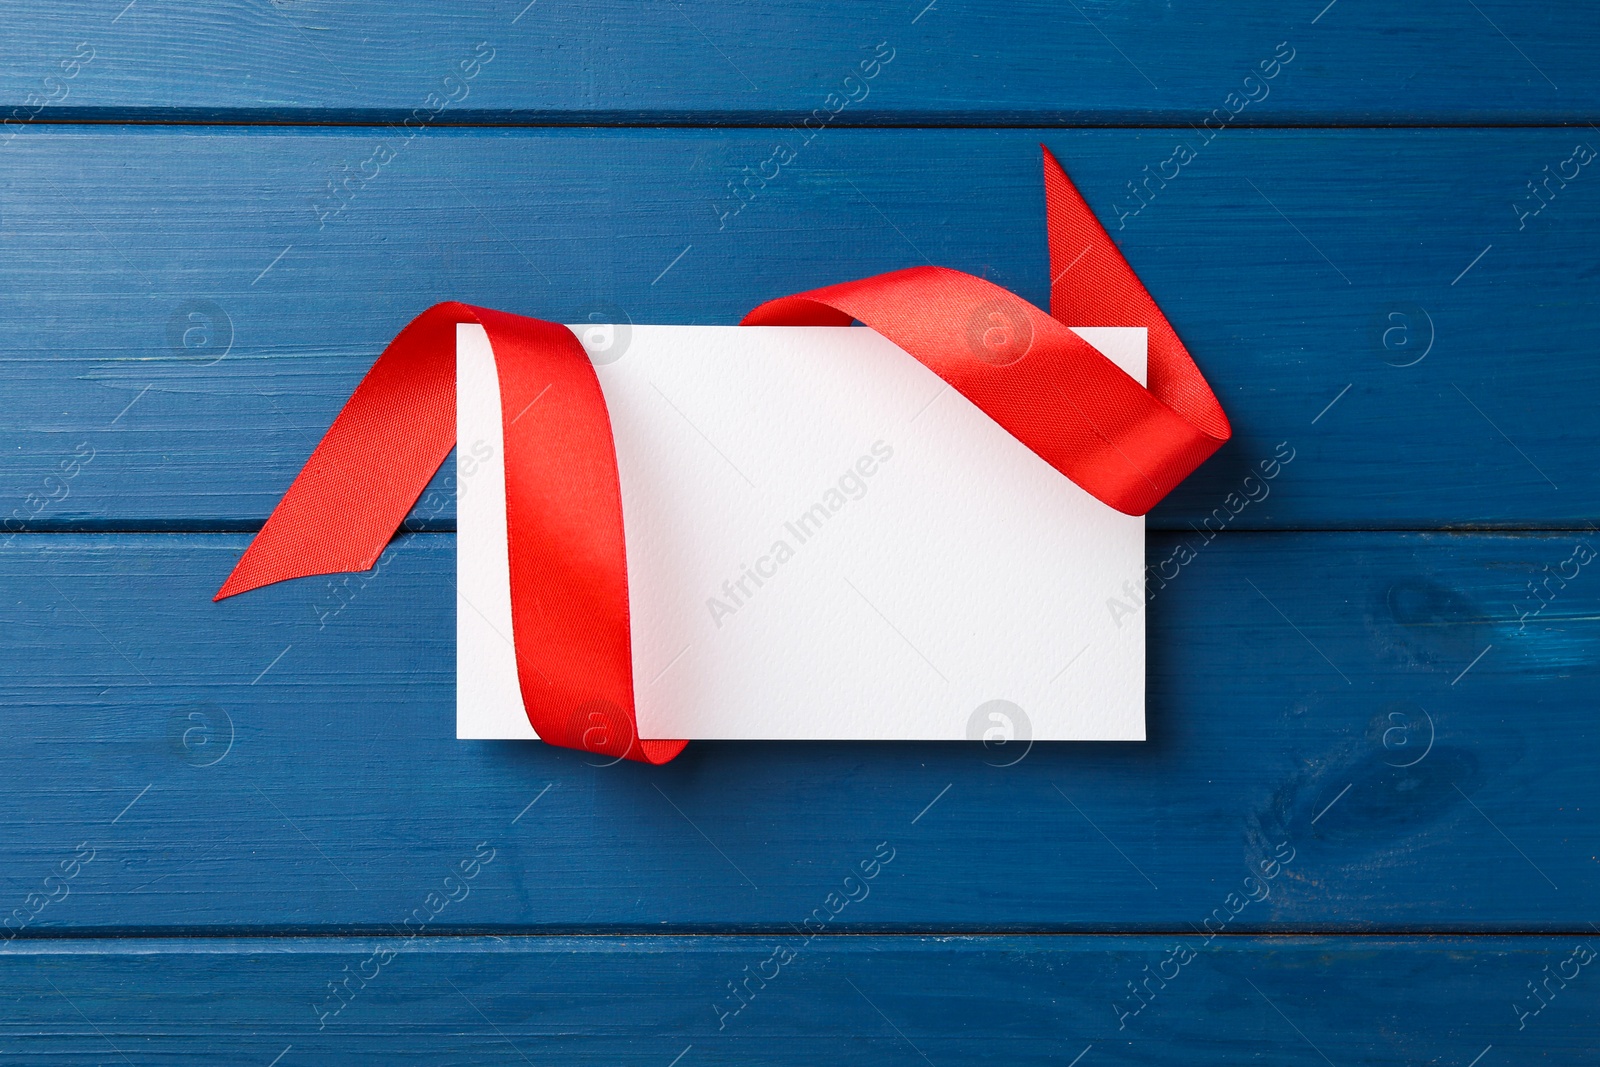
[4,929,1595,940]
[6,117,1600,131]
[4,526,1596,536]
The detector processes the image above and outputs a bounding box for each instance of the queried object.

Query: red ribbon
[216,147,1229,764]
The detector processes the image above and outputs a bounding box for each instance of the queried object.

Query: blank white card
[457,323,1144,741]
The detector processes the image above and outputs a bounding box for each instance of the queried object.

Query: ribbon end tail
[1038,145,1111,323]
[213,559,291,602]
[214,568,259,602]
[1039,144,1073,212]
[214,554,263,601]
[214,537,385,602]
[209,303,465,605]
[1039,142,1064,175]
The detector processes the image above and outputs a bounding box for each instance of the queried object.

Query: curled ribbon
[216,147,1229,764]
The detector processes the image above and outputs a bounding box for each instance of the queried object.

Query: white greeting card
[457,322,1145,742]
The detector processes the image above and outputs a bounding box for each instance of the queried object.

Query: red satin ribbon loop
[215,301,684,765]
[743,149,1229,515]
[214,148,1227,765]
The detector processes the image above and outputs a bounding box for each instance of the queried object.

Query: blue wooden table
[2,2,1598,1063]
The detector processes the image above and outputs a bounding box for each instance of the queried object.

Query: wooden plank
[1,935,1595,1063]
[1,2,1595,124]
[1,128,1595,530]
[2,531,1594,931]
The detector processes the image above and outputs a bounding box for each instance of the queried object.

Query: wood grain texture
[0,1,1594,124]
[1,128,1596,530]
[2,531,1593,932]
[6,6,1600,1054]
[1,935,1596,1065]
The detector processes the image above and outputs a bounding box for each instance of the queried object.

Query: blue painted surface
[0,1,1594,124]
[1,3,1598,1062]
[1,127,1596,529]
[0,532,1594,933]
[3,935,1597,1065]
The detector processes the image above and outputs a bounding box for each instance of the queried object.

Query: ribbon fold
[216,147,1229,764]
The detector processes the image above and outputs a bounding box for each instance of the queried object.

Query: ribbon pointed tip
[214,573,251,602]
